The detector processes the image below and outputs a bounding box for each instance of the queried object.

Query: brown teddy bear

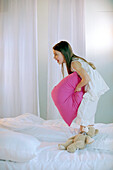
[58,126,99,153]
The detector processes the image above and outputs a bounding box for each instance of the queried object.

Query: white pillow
[0,128,40,162]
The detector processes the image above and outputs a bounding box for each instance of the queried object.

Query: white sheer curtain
[47,0,86,119]
[0,0,40,118]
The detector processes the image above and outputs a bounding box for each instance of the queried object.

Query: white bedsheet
[0,113,77,142]
[0,113,113,170]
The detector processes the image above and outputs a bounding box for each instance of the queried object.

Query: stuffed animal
[82,126,99,137]
[58,126,99,153]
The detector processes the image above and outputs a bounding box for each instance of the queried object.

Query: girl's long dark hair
[53,41,96,76]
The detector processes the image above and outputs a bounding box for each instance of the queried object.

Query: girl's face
[53,49,65,64]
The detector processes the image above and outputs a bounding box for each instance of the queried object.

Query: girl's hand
[74,86,81,92]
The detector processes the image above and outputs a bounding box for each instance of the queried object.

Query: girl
[52,41,109,132]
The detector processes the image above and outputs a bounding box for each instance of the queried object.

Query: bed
[0,113,113,170]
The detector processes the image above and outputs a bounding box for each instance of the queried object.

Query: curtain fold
[47,0,86,120]
[0,0,40,118]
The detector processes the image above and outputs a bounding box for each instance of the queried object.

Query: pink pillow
[51,72,85,126]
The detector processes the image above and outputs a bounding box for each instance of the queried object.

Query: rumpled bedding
[0,113,77,142]
[0,113,113,170]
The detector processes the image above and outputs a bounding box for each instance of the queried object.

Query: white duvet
[0,113,113,170]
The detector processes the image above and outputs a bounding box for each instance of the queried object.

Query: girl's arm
[71,61,91,92]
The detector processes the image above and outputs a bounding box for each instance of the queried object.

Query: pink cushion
[51,72,85,126]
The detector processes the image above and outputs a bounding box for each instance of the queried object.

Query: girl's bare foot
[80,125,94,132]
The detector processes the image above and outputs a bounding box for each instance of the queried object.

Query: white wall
[85,0,113,123]
[37,0,113,123]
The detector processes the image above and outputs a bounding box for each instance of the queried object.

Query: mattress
[0,113,113,170]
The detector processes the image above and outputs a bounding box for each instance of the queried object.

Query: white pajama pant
[75,93,99,126]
